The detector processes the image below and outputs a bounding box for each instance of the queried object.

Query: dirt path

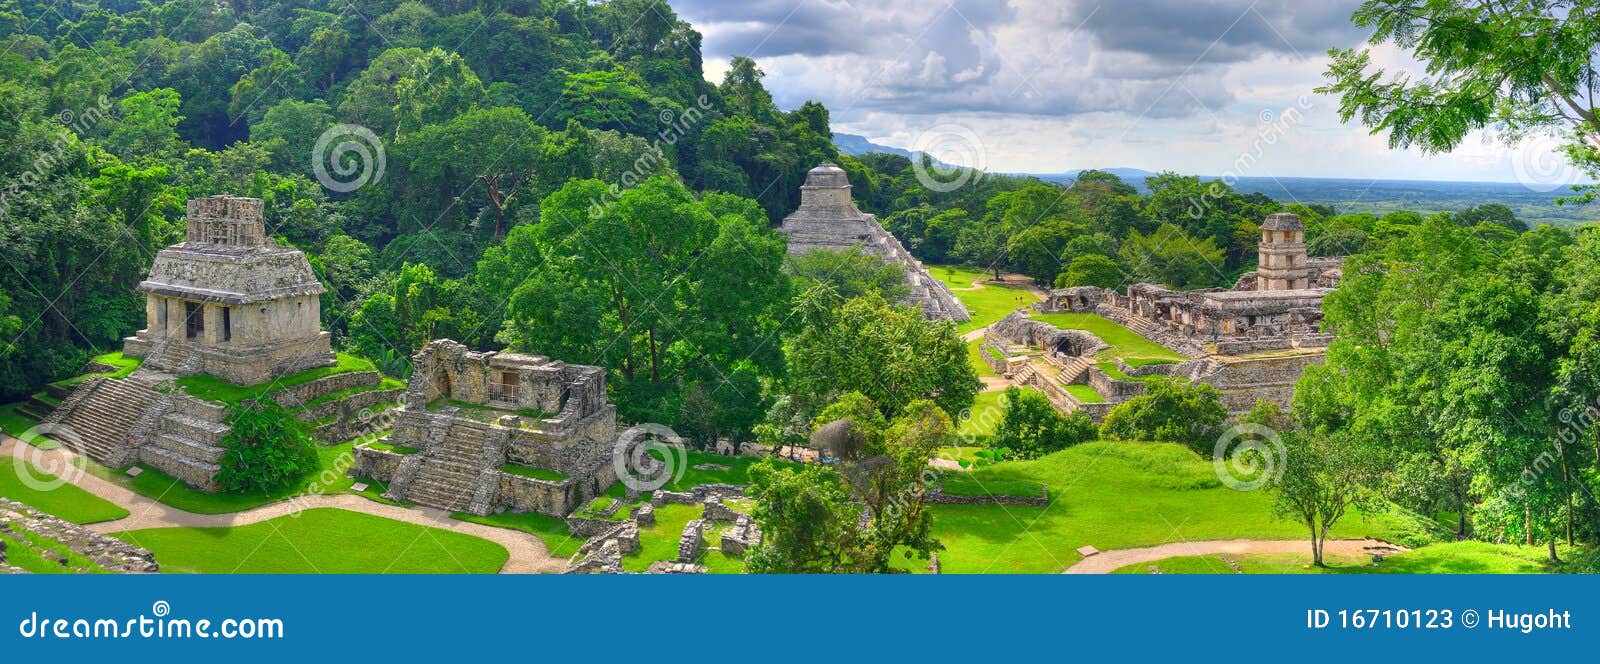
[0,435,564,574]
[1062,538,1405,574]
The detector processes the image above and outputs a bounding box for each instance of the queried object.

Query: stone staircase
[44,377,160,468]
[140,400,227,491]
[390,418,499,514]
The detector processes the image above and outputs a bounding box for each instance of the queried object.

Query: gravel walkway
[1062,538,1406,574]
[1,435,564,574]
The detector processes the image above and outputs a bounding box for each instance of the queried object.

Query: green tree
[1054,253,1124,289]
[215,399,318,494]
[785,293,980,421]
[787,248,907,303]
[745,458,859,573]
[1321,1,1600,193]
[1273,430,1381,566]
[1118,223,1229,290]
[102,88,185,160]
[992,386,1096,459]
[1100,377,1227,454]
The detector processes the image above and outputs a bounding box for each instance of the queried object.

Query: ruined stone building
[42,196,401,491]
[780,163,970,322]
[988,212,1346,417]
[353,340,619,517]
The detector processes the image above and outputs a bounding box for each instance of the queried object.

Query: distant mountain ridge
[830,133,1597,226]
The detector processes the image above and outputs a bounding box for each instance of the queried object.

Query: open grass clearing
[902,441,1428,573]
[0,459,129,524]
[112,507,508,573]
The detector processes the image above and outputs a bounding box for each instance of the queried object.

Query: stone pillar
[145,295,165,337]
[165,298,187,338]
[203,303,226,344]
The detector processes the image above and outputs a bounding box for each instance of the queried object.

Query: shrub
[992,387,1096,459]
[1099,377,1227,454]
[215,398,319,494]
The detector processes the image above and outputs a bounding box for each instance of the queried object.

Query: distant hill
[833,133,916,160]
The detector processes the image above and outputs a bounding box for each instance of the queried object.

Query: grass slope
[1115,542,1577,574]
[915,441,1415,573]
[111,507,508,573]
[0,460,128,524]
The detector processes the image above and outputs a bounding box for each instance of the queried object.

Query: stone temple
[121,196,334,385]
[42,196,401,491]
[984,213,1345,417]
[780,163,970,322]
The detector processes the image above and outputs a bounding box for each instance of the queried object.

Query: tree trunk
[1526,504,1534,546]
[1548,538,1560,564]
[1457,510,1467,539]
[1309,521,1322,566]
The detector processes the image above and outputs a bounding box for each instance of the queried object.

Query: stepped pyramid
[780,163,970,323]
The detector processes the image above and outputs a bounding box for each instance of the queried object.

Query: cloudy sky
[673,0,1572,183]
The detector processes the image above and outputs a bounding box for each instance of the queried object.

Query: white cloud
[675,0,1575,182]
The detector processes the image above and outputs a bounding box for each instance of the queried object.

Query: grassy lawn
[929,264,990,290]
[1115,542,1577,575]
[952,283,1042,335]
[1,528,110,574]
[966,338,1000,379]
[1064,384,1104,402]
[909,441,1424,573]
[365,440,417,455]
[111,507,508,573]
[656,450,764,491]
[0,460,129,524]
[173,352,375,405]
[83,441,360,514]
[1032,312,1185,363]
[940,474,1046,498]
[53,351,143,388]
[956,388,1018,440]
[454,510,586,559]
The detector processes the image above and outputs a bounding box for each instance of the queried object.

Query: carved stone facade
[780,163,970,322]
[122,196,334,385]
